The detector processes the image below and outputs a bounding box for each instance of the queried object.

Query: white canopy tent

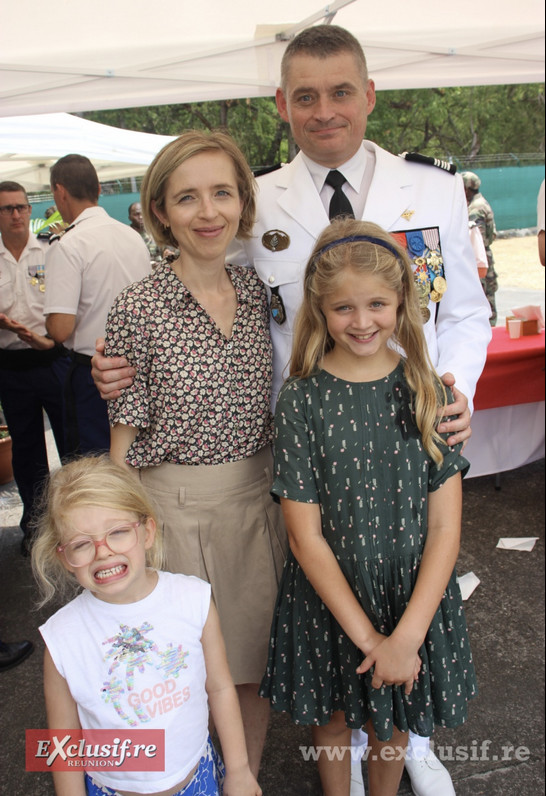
[0,0,543,119]
[0,113,175,191]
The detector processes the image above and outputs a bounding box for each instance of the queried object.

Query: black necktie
[325,170,354,220]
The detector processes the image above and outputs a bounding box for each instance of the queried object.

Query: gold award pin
[401,210,415,221]
[433,276,447,295]
[262,229,290,252]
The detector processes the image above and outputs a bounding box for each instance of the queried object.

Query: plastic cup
[508,319,522,339]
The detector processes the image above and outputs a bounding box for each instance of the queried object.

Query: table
[464,327,545,478]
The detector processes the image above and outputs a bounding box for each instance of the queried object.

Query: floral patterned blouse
[105,261,273,467]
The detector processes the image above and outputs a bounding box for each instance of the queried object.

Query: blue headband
[312,234,401,264]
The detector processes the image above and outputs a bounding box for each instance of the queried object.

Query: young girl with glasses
[259,219,477,796]
[32,455,261,796]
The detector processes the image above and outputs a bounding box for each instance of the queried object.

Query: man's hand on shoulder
[91,338,136,400]
[436,372,471,448]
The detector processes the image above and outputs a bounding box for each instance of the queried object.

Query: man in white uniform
[44,155,151,457]
[90,25,491,795]
[0,181,67,554]
[233,31,491,794]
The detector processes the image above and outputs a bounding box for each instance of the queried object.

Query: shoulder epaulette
[400,152,457,175]
[252,163,282,178]
[48,223,74,244]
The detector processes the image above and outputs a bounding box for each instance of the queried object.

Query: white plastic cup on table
[508,319,523,339]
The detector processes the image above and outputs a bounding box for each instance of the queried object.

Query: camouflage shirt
[467,192,496,249]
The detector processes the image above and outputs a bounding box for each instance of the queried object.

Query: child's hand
[357,634,421,695]
[223,766,262,796]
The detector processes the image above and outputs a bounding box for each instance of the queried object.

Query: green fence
[30,165,545,233]
[459,165,544,231]
[30,193,141,230]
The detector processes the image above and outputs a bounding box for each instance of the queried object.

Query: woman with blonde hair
[104,130,286,778]
[260,218,476,796]
[32,455,261,796]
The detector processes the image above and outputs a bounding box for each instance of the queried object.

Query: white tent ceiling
[0,0,544,119]
[0,113,175,191]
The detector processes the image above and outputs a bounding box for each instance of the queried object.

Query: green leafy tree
[366,84,545,162]
[84,83,544,169]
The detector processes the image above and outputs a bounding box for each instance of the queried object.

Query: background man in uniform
[0,180,67,555]
[44,155,151,456]
[91,25,491,796]
[128,200,163,266]
[462,171,498,325]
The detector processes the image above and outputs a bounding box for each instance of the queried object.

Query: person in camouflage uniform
[462,171,498,325]
[128,201,163,266]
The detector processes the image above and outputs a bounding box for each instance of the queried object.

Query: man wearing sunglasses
[0,181,67,556]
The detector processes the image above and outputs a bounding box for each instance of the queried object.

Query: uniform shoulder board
[37,230,52,241]
[48,223,74,244]
[252,163,282,178]
[400,152,457,175]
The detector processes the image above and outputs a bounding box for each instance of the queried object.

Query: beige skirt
[140,447,287,684]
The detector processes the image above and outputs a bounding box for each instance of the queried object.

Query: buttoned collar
[0,230,41,259]
[301,143,368,194]
[161,261,253,305]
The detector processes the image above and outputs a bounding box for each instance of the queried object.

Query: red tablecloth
[473,327,545,410]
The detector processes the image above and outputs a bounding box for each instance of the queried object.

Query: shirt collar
[162,262,252,304]
[70,205,105,226]
[301,143,368,194]
[0,231,42,258]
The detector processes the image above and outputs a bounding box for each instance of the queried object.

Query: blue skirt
[85,736,225,795]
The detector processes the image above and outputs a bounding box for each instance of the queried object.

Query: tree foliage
[84,98,290,169]
[84,83,544,169]
[366,84,545,163]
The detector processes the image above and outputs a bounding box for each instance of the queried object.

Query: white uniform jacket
[231,141,492,408]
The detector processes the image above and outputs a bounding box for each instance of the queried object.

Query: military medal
[262,229,290,252]
[433,276,447,295]
[270,287,286,325]
[426,249,443,273]
[393,227,447,323]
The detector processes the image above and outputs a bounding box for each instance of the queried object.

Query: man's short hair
[50,154,100,202]
[0,180,28,200]
[128,201,140,215]
[281,24,369,91]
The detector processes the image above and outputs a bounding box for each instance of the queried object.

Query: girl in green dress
[260,219,476,796]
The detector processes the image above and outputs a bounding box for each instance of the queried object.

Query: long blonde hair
[32,456,163,607]
[291,218,448,464]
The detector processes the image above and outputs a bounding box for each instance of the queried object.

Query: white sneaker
[404,750,456,796]
[350,760,366,796]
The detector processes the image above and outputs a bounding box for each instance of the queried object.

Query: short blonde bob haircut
[291,218,448,465]
[140,129,257,251]
[32,455,163,607]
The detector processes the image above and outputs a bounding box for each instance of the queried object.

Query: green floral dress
[260,362,477,741]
